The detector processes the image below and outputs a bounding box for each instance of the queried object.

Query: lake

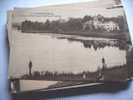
[9,30,127,77]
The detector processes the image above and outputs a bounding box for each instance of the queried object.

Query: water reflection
[10,32,127,77]
[57,36,128,50]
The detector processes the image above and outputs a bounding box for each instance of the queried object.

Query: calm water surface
[9,31,127,77]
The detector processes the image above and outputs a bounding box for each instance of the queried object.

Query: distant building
[93,16,120,32]
[82,16,120,32]
[103,21,120,32]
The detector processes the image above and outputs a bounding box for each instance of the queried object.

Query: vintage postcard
[8,0,132,94]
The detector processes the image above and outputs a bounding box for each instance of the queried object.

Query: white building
[102,21,120,32]
[83,16,120,32]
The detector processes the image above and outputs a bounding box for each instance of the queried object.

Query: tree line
[20,15,127,33]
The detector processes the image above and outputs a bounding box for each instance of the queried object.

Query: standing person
[29,60,32,77]
[97,66,102,80]
[101,57,106,80]
[102,58,106,71]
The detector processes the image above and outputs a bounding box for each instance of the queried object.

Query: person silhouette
[28,60,32,77]
[101,57,106,80]
[102,57,106,71]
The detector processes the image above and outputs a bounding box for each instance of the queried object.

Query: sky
[12,0,124,23]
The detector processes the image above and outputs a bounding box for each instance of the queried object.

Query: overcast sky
[12,0,124,23]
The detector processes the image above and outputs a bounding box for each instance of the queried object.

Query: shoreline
[20,30,129,42]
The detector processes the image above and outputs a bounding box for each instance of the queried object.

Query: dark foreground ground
[11,81,131,100]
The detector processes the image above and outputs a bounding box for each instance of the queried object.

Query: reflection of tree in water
[65,37,128,50]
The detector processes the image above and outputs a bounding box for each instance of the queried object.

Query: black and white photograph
[8,0,132,93]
